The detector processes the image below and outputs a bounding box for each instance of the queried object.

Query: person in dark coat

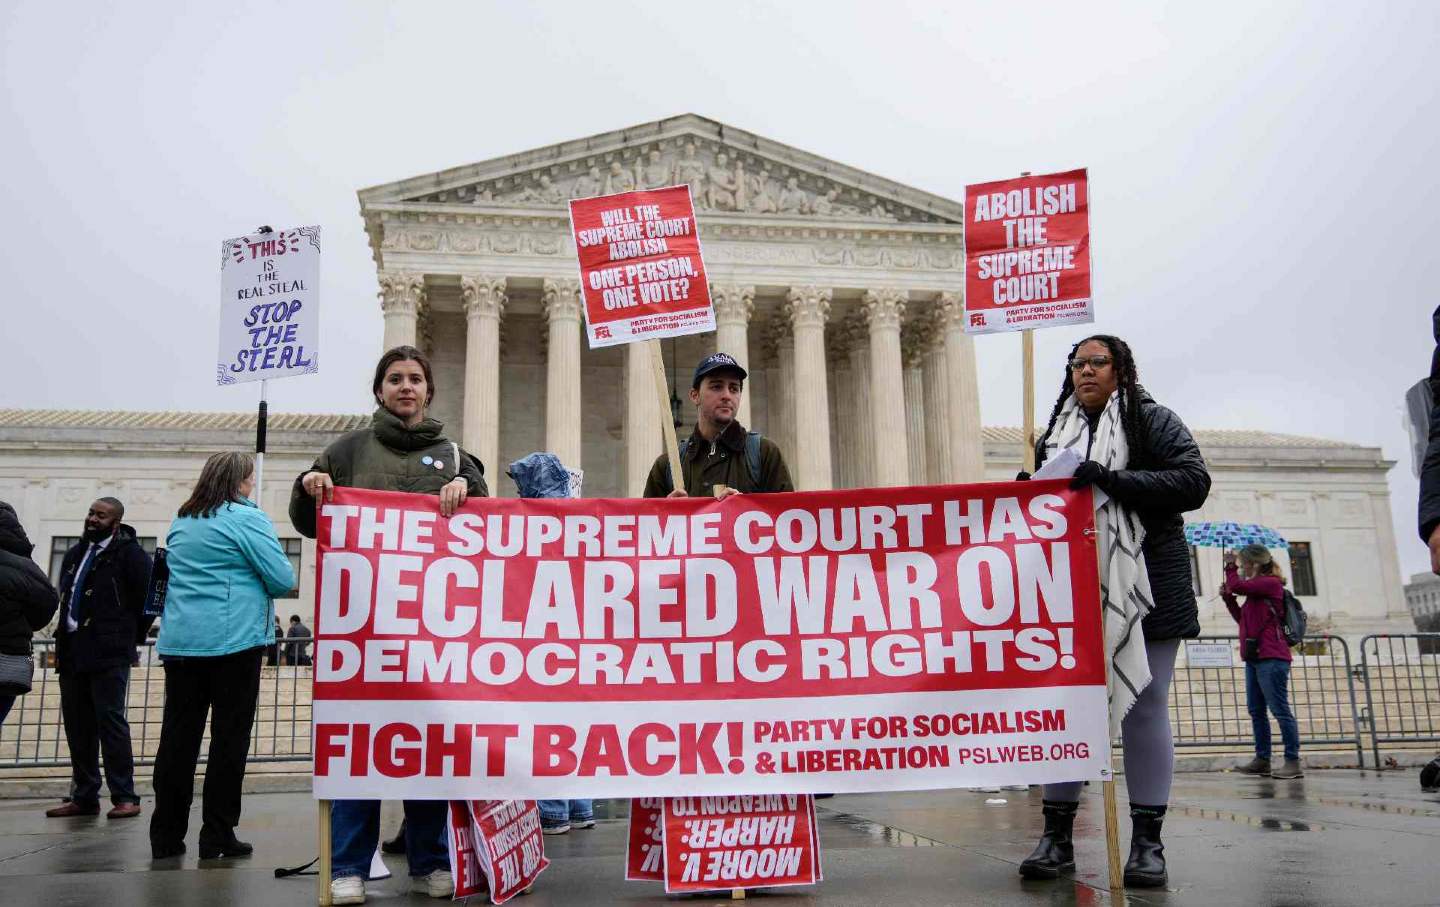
[0,501,59,726]
[47,497,154,819]
[1418,305,1440,572]
[1016,335,1210,889]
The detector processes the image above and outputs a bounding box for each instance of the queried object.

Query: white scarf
[1043,390,1153,736]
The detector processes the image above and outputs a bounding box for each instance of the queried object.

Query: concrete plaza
[0,769,1435,906]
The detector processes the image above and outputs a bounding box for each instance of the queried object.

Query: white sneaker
[330,875,366,905]
[412,868,454,898]
[570,817,596,829]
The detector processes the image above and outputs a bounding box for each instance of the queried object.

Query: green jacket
[288,408,488,538]
[643,421,794,498]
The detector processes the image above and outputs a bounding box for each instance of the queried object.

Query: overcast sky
[2,2,1436,576]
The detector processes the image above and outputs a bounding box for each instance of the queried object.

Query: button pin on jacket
[434,460,445,470]
[422,456,434,466]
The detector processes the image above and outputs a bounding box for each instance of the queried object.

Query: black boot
[1124,804,1168,888]
[1019,800,1077,880]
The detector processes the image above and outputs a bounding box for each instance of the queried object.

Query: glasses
[1068,355,1113,371]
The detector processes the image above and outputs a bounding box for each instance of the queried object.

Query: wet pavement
[0,769,1435,906]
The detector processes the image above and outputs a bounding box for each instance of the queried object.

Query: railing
[0,639,312,769]
[1163,634,1364,765]
[3,635,1438,772]
[1358,634,1440,769]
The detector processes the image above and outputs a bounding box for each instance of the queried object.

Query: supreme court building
[0,115,1413,641]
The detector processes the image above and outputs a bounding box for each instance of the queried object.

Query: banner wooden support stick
[318,799,333,905]
[647,340,684,485]
[1089,517,1126,894]
[1021,329,1036,472]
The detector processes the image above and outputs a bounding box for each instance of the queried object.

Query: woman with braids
[1017,335,1210,889]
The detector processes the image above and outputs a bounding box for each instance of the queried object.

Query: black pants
[59,666,138,806]
[149,647,262,847]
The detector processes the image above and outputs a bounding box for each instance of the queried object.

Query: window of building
[1289,541,1317,597]
[1188,546,1202,596]
[49,535,159,586]
[278,538,303,599]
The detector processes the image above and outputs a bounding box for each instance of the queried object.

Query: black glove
[1068,460,1110,490]
[1014,471,1031,482]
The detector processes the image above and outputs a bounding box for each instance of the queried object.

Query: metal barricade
[0,639,312,769]
[1164,634,1364,765]
[1358,634,1440,769]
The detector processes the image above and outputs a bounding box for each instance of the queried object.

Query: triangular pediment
[358,114,964,226]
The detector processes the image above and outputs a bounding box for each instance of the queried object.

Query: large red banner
[568,185,713,347]
[964,168,1092,334]
[311,482,1111,799]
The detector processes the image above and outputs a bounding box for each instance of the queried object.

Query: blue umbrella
[1183,521,1288,550]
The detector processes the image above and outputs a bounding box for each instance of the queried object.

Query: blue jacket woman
[150,451,295,861]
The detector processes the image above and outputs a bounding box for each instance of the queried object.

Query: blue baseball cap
[692,352,747,388]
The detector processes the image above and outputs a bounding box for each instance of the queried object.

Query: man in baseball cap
[643,352,792,499]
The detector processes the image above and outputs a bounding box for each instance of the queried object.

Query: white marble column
[712,284,756,426]
[460,275,506,477]
[921,311,954,485]
[784,286,833,491]
[937,291,985,482]
[845,319,875,488]
[902,326,927,487]
[770,316,795,462]
[863,289,910,487]
[624,343,661,496]
[378,271,424,351]
[828,336,854,489]
[542,278,584,471]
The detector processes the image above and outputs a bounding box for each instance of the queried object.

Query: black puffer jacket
[1038,390,1211,641]
[0,502,58,657]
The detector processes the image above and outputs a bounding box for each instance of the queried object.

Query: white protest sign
[218,226,320,385]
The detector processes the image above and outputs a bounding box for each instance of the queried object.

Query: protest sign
[310,480,1111,800]
[661,795,819,893]
[467,800,549,904]
[446,801,490,899]
[217,225,320,384]
[963,170,1091,335]
[625,798,666,881]
[568,185,713,348]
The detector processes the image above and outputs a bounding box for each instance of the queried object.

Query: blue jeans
[539,799,593,827]
[1246,659,1300,761]
[331,799,448,880]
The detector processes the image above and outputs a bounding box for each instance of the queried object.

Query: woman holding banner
[289,345,488,905]
[1017,335,1209,889]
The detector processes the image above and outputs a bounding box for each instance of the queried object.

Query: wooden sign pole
[1090,521,1125,894]
[317,799,333,905]
[1021,329,1036,472]
[647,340,685,484]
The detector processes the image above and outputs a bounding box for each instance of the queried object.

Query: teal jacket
[157,498,296,658]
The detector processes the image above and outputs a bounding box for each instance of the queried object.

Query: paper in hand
[1031,447,1109,510]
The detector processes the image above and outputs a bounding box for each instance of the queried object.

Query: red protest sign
[446,801,489,899]
[624,797,666,881]
[468,800,549,904]
[310,482,1111,800]
[568,185,714,347]
[661,795,819,893]
[964,169,1092,334]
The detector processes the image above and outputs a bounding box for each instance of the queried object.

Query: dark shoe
[107,803,142,819]
[1018,800,1077,880]
[199,838,254,859]
[381,823,407,855]
[1235,757,1271,776]
[1123,804,1168,888]
[151,840,187,859]
[45,802,100,818]
[1270,759,1304,780]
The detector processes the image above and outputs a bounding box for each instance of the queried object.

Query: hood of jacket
[0,501,32,557]
[371,407,450,452]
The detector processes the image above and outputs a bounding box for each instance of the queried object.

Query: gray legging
[1044,638,1180,807]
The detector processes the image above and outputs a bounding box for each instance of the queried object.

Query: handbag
[0,651,34,696]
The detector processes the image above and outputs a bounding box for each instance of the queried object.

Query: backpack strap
[745,432,762,489]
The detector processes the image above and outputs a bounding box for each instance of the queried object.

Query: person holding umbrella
[1016,335,1210,889]
[1222,544,1302,779]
